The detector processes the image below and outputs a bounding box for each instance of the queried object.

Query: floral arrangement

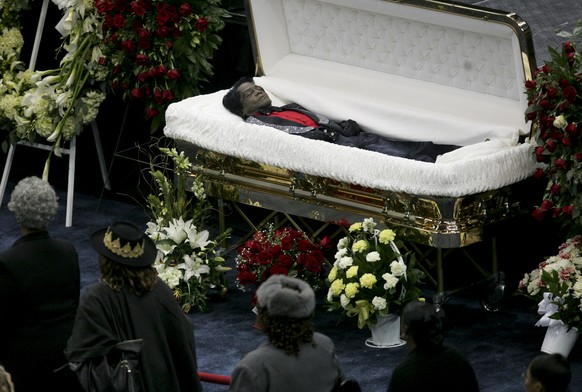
[325,218,424,329]
[95,0,227,130]
[1,0,227,176]
[517,236,582,332]
[0,0,106,178]
[527,19,582,232]
[146,146,230,312]
[235,224,331,293]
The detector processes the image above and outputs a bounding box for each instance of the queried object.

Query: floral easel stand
[0,0,110,227]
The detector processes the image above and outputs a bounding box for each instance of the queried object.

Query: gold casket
[165,0,536,251]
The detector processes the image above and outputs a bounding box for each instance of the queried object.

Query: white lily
[186,227,211,249]
[165,217,189,244]
[178,254,210,282]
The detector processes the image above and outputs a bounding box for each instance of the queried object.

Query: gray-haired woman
[0,176,81,391]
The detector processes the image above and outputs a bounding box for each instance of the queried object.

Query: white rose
[553,115,568,130]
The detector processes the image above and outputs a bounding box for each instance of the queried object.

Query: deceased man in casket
[223,77,460,163]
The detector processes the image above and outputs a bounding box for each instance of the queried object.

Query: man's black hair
[222,76,255,118]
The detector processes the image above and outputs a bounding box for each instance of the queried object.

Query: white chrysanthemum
[366,251,380,262]
[382,273,399,290]
[337,237,348,250]
[326,289,333,302]
[390,260,407,277]
[340,294,350,308]
[372,296,387,310]
[574,277,582,298]
[338,256,354,269]
[157,266,183,289]
[334,248,347,260]
[362,217,376,233]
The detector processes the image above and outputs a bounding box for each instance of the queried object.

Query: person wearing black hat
[229,274,349,392]
[65,221,203,392]
[0,176,81,392]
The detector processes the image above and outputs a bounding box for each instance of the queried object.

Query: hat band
[103,228,145,259]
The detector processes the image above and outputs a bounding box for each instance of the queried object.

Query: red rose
[533,168,546,179]
[542,65,551,74]
[540,199,553,211]
[297,239,314,252]
[525,80,536,90]
[539,99,551,110]
[546,140,557,152]
[167,69,181,80]
[196,18,209,32]
[139,39,151,50]
[269,265,289,276]
[305,254,323,273]
[111,79,119,90]
[145,107,159,119]
[526,111,537,121]
[132,2,146,16]
[180,3,193,17]
[277,254,293,267]
[136,54,148,65]
[554,158,568,170]
[156,6,171,25]
[112,65,121,75]
[98,57,107,66]
[162,89,175,102]
[130,87,143,100]
[137,72,149,82]
[156,65,168,77]
[166,40,173,49]
[237,270,258,285]
[113,14,125,29]
[258,250,273,265]
[564,41,574,53]
[552,207,562,218]
[550,183,561,195]
[157,26,170,38]
[575,153,582,162]
[121,39,135,53]
[561,137,571,147]
[563,85,577,102]
[546,86,558,98]
[565,123,578,136]
[559,79,570,88]
[280,236,293,251]
[563,205,574,216]
[319,235,334,249]
[532,208,545,221]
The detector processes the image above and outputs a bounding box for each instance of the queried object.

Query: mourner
[222,77,460,162]
[0,176,81,392]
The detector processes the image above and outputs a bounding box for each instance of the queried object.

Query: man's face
[238,82,272,116]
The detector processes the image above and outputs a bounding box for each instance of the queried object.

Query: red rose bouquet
[235,224,331,292]
[526,19,582,232]
[94,0,227,130]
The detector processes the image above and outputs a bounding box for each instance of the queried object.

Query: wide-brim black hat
[91,221,157,267]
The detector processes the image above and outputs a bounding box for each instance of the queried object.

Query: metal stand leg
[0,144,16,205]
[65,137,76,227]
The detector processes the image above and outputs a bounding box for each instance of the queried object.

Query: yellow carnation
[346,266,359,279]
[328,267,338,282]
[352,239,368,253]
[344,282,360,298]
[379,229,396,244]
[360,273,377,288]
[330,279,345,296]
[349,222,363,232]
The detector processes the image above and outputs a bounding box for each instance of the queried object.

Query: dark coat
[65,279,203,392]
[387,344,480,392]
[248,104,460,162]
[0,231,81,391]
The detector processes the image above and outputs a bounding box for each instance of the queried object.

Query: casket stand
[164,0,538,307]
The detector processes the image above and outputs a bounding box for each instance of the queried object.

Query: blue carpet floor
[1,180,580,392]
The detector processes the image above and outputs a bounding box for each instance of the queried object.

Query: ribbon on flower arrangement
[535,292,563,327]
[346,300,375,329]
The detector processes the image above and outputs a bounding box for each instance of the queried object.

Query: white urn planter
[540,322,579,358]
[365,314,406,349]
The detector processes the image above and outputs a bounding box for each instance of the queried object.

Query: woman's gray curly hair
[8,176,58,229]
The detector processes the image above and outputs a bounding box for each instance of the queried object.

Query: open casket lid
[244,0,536,146]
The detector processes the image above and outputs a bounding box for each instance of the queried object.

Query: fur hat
[91,221,157,267]
[256,275,315,318]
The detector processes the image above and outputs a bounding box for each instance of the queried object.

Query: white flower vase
[365,314,406,348]
[540,323,579,358]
